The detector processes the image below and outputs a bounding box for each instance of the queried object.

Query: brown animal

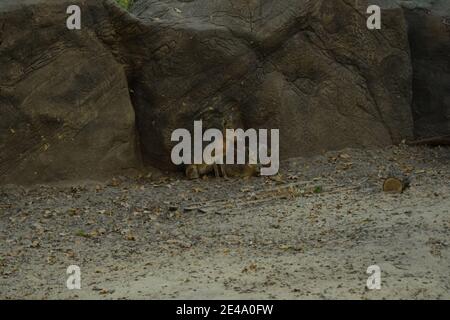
[185,116,260,179]
[222,163,260,178]
[185,163,260,179]
[185,163,214,179]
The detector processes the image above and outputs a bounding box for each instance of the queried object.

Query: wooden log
[383,177,405,193]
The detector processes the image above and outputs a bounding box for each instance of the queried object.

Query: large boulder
[0,0,141,184]
[129,0,414,169]
[402,1,450,138]
[377,0,450,138]
[0,0,419,183]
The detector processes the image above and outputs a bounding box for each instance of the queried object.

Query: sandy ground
[0,144,449,300]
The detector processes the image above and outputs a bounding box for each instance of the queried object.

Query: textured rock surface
[129,0,414,169]
[5,0,449,183]
[0,0,141,184]
[403,3,450,138]
[377,0,450,138]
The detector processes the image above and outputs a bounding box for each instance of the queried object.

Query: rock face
[377,0,450,138]
[4,0,448,184]
[403,2,450,138]
[129,0,414,169]
[0,0,141,184]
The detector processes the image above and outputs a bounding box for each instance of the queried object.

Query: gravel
[1,144,449,299]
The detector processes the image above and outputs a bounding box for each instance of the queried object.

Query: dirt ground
[0,144,449,299]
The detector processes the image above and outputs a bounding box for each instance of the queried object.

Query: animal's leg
[213,164,221,178]
[220,164,228,179]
